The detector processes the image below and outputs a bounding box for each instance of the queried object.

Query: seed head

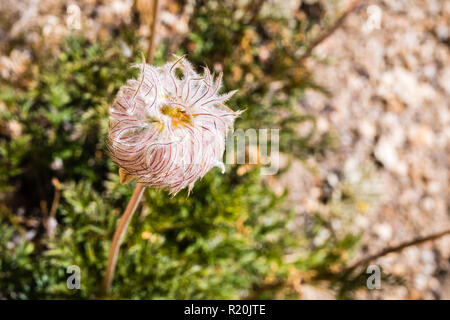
[108,56,240,195]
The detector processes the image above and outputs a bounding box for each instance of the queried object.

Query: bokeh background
[0,0,449,299]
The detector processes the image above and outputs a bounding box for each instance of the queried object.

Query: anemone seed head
[107,56,240,195]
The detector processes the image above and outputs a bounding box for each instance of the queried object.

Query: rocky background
[292,0,450,299]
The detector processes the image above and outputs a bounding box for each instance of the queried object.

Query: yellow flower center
[160,104,192,127]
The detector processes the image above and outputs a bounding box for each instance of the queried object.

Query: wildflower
[108,56,240,195]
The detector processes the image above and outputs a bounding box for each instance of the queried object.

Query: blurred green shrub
[0,1,370,299]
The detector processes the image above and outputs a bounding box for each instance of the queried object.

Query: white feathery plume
[108,56,240,195]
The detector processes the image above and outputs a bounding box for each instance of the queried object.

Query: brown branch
[46,177,61,239]
[298,0,367,62]
[147,0,161,63]
[245,0,266,25]
[345,229,450,272]
[246,229,450,298]
[49,177,61,219]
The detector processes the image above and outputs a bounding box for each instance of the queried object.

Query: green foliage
[0,1,368,300]
[0,220,36,299]
[57,170,292,299]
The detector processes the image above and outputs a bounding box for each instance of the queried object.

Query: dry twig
[345,229,450,272]
[299,0,367,62]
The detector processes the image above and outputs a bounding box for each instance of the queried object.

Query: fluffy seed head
[107,56,240,195]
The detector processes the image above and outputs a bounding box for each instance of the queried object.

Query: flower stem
[103,182,146,295]
[147,0,160,63]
